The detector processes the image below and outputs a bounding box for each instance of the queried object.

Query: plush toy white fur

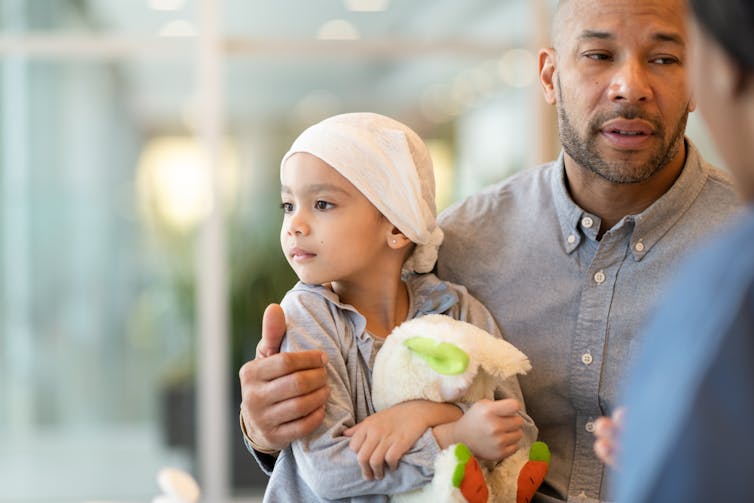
[371,314,537,503]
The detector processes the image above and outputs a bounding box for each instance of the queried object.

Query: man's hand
[255,304,288,359]
[593,407,625,468]
[433,398,524,461]
[239,304,329,451]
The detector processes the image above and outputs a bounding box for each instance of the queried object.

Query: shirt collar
[404,273,460,318]
[550,139,711,260]
[630,140,709,260]
[551,150,586,254]
[294,274,459,345]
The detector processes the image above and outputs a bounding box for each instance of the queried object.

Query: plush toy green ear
[451,443,472,487]
[403,337,469,375]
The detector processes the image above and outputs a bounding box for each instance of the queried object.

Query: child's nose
[287,211,310,236]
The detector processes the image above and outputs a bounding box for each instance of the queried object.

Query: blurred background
[0,1,721,502]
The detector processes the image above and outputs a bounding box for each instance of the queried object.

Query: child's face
[280,152,394,286]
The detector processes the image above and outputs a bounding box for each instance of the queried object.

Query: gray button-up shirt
[437,141,740,502]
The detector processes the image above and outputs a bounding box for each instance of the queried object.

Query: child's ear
[386,228,412,250]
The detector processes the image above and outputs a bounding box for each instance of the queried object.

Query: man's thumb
[256,303,287,358]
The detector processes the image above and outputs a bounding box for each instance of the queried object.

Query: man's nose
[607,58,653,104]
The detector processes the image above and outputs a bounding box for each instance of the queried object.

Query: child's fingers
[357,436,380,480]
[489,398,521,417]
[478,429,523,461]
[385,440,410,470]
[348,429,365,452]
[369,441,390,480]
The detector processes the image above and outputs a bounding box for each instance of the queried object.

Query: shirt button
[581,216,594,228]
[567,234,576,244]
[585,421,595,433]
[635,241,645,252]
[581,353,593,365]
[593,270,606,284]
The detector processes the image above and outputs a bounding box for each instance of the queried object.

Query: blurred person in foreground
[604,0,754,501]
[239,1,742,500]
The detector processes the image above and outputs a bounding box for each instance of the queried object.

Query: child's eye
[280,202,294,212]
[314,200,334,210]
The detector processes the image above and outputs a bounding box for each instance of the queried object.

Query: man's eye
[315,200,333,210]
[651,56,679,65]
[280,202,293,212]
[585,52,611,61]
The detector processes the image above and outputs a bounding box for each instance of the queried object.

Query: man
[239,0,740,500]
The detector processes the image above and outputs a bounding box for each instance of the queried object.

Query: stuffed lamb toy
[372,314,550,503]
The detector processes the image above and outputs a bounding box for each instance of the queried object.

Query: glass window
[0,56,197,502]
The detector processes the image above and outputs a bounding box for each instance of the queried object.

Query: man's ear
[386,228,412,250]
[688,95,697,113]
[539,48,558,105]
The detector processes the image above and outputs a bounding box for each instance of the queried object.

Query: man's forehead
[554,0,686,47]
[557,0,685,16]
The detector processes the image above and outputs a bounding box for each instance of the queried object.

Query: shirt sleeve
[239,410,277,475]
[280,290,440,500]
[243,436,276,475]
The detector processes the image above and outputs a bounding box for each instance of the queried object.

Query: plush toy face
[372,314,531,411]
[374,315,549,503]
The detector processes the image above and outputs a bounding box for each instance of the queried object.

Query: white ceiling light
[343,0,390,12]
[316,19,360,40]
[148,0,187,11]
[136,136,239,233]
[158,19,197,37]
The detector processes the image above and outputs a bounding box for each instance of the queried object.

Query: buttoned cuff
[239,409,280,457]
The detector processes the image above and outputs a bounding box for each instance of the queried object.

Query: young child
[263,112,536,502]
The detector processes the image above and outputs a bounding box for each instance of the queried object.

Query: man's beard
[556,81,690,184]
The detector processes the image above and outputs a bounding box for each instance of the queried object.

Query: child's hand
[343,401,462,481]
[593,407,625,468]
[435,398,524,462]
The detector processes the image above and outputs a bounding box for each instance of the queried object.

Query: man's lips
[599,119,655,148]
[600,119,654,136]
[602,119,654,135]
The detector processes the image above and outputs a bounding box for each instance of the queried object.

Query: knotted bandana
[281,112,444,273]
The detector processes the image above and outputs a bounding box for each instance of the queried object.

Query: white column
[2,0,33,433]
[530,0,559,166]
[195,0,229,501]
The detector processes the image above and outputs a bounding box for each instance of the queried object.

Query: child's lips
[289,247,316,261]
